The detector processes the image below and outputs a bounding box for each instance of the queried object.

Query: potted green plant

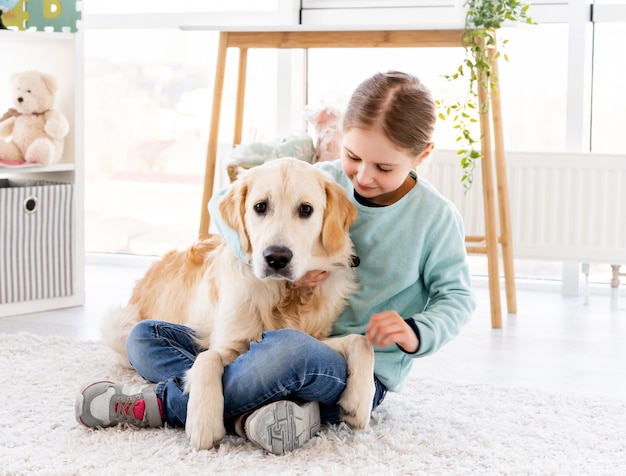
[437,0,535,189]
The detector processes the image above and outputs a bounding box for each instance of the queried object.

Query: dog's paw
[184,349,228,450]
[185,414,226,450]
[338,379,375,429]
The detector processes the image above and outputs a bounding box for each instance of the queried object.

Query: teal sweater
[209,160,475,392]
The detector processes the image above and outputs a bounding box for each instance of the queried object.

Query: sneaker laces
[113,394,145,425]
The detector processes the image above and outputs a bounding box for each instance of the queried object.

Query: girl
[76,71,475,455]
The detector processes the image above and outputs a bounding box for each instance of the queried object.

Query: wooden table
[194,26,516,328]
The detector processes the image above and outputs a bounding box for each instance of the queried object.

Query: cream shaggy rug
[1,332,625,476]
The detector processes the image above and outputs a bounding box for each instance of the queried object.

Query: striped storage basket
[0,179,74,304]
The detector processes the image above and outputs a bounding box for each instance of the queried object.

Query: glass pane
[497,24,568,152]
[591,22,626,153]
[306,46,467,148]
[84,29,279,255]
[306,23,569,153]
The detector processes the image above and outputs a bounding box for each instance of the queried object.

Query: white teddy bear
[0,70,69,166]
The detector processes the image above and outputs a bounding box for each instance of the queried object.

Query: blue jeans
[126,320,387,428]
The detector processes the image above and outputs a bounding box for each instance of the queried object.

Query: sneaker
[75,380,163,429]
[245,400,321,455]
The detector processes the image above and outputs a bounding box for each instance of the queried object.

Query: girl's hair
[343,71,436,157]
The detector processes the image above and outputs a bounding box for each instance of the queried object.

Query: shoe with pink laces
[75,380,163,429]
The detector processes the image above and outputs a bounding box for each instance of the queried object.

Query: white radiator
[424,151,626,264]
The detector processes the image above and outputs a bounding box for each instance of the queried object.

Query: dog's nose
[263,246,293,270]
[17,97,23,103]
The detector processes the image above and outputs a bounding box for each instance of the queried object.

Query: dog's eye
[298,203,313,218]
[254,201,268,215]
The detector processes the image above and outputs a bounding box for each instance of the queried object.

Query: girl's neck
[355,171,417,207]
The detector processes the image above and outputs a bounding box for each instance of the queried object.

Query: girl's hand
[366,311,419,353]
[294,270,329,288]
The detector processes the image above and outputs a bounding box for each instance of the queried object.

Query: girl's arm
[410,210,476,357]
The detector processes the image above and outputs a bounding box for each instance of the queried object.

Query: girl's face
[341,128,432,206]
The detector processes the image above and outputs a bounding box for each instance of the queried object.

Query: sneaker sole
[75,392,86,427]
[75,380,115,428]
[246,400,321,455]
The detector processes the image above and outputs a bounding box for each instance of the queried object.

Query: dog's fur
[102,157,376,450]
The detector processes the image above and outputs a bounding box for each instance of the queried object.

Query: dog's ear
[218,179,252,254]
[322,180,357,254]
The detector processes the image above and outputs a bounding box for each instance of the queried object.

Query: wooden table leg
[477,37,502,329]
[233,48,248,147]
[489,43,517,314]
[199,32,229,238]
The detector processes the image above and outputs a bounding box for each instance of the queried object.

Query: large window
[83,1,626,290]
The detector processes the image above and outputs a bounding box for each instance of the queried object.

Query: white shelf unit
[0,29,84,318]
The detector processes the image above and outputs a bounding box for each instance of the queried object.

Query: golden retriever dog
[102,157,376,450]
